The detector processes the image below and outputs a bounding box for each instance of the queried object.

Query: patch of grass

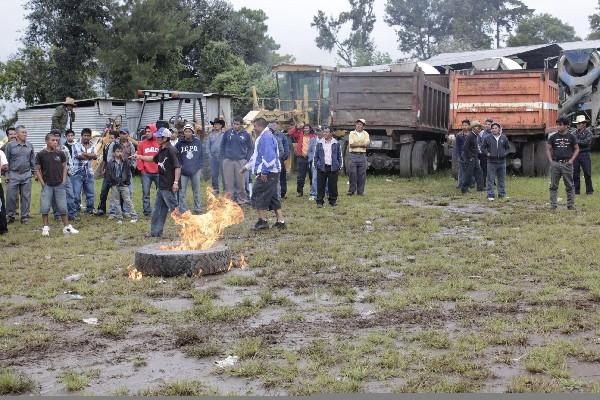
[507,376,561,393]
[43,305,83,323]
[57,369,100,392]
[185,342,222,358]
[331,305,356,318]
[223,275,258,286]
[0,368,36,395]
[190,292,260,322]
[331,286,356,300]
[132,356,147,369]
[409,329,451,349]
[288,375,362,395]
[232,337,263,359]
[98,317,131,337]
[396,374,480,393]
[138,380,217,396]
[280,312,304,322]
[523,343,569,379]
[111,385,129,396]
[0,324,54,358]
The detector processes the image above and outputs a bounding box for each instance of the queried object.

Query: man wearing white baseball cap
[175,124,204,214]
[573,115,593,195]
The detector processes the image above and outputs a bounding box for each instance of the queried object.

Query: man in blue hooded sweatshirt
[176,124,203,214]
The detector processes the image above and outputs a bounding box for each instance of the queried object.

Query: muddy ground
[2,174,600,395]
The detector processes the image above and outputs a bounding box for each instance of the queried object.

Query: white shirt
[0,150,7,184]
[494,134,501,143]
[170,139,178,147]
[322,138,334,166]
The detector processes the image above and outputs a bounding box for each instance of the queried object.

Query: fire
[128,265,143,281]
[163,188,244,251]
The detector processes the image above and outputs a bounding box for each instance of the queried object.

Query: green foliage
[508,13,580,46]
[486,0,532,47]
[24,0,110,101]
[0,368,36,395]
[589,0,600,39]
[384,0,451,60]
[312,0,387,67]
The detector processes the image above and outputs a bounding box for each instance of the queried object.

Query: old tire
[135,243,231,277]
[522,142,535,177]
[425,141,440,175]
[399,143,413,177]
[411,141,427,177]
[534,140,549,176]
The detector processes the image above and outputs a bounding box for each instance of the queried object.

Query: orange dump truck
[449,69,559,176]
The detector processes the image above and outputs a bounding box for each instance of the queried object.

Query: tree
[23,0,111,101]
[0,46,55,105]
[445,0,493,50]
[384,0,451,60]
[97,0,189,99]
[312,0,379,67]
[507,13,580,47]
[486,0,532,48]
[588,0,600,40]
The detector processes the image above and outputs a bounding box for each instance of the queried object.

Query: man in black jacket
[482,122,511,201]
[460,120,484,194]
[572,115,593,195]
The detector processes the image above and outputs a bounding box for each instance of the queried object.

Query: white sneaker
[308,196,315,201]
[63,225,79,234]
[42,226,50,236]
[130,219,137,224]
[487,197,494,201]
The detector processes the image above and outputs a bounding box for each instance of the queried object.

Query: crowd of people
[453,116,593,209]
[0,95,372,237]
[3,98,593,239]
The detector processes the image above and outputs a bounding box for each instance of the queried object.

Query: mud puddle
[400,198,500,215]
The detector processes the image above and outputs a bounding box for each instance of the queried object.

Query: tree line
[1,0,600,117]
[314,0,600,65]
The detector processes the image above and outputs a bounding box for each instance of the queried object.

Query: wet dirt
[400,198,500,215]
[150,298,194,312]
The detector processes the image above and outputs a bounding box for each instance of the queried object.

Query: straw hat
[470,120,482,129]
[356,118,366,125]
[574,115,589,125]
[64,97,76,107]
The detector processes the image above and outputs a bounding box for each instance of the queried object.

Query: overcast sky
[0,0,598,66]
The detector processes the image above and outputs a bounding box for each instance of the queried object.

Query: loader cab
[273,64,334,127]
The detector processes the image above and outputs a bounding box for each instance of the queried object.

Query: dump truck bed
[329,72,449,134]
[450,70,558,134]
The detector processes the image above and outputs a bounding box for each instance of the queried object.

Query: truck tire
[534,140,550,176]
[522,142,535,177]
[399,143,413,177]
[411,141,427,177]
[425,141,440,175]
[135,244,231,277]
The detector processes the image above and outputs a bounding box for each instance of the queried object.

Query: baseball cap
[156,127,171,138]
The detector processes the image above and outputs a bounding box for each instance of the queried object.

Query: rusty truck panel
[330,72,450,134]
[450,70,558,134]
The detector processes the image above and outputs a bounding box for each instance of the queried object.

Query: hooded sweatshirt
[136,135,160,174]
[175,136,204,176]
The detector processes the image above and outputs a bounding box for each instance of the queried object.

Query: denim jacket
[314,139,342,172]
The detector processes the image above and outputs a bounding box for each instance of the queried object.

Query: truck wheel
[534,140,549,176]
[522,142,535,177]
[425,141,440,174]
[399,143,413,177]
[411,141,427,177]
[135,244,231,277]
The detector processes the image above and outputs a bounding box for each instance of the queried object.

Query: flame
[163,188,244,251]
[239,254,248,269]
[128,265,143,281]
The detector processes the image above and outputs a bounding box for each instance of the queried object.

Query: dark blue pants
[573,152,593,194]
[296,157,310,195]
[487,161,507,198]
[460,159,483,193]
[279,161,287,197]
[96,176,111,213]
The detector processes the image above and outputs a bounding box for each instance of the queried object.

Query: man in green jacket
[51,97,76,144]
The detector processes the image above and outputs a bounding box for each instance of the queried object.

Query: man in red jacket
[288,123,316,197]
[137,125,160,216]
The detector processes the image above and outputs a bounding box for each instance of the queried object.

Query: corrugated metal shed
[426,44,552,66]
[559,39,600,50]
[16,98,127,151]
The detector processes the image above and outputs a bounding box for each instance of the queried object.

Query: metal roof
[27,97,126,109]
[425,43,554,66]
[558,39,600,50]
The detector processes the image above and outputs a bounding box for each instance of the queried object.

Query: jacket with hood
[136,127,160,174]
[176,136,204,176]
[289,127,316,157]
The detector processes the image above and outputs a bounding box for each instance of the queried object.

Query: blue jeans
[210,157,224,193]
[150,189,179,237]
[310,162,317,197]
[41,184,67,215]
[70,171,95,214]
[141,172,159,215]
[53,176,76,219]
[179,170,202,213]
[109,181,133,216]
[487,161,507,198]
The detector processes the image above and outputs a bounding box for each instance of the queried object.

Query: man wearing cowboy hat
[52,97,76,144]
[459,120,484,194]
[347,118,370,195]
[573,115,594,195]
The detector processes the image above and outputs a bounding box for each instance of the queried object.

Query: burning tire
[135,243,231,277]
